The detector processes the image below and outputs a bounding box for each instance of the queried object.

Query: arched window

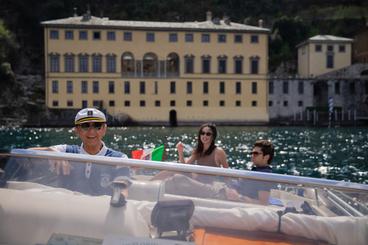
[143,52,158,77]
[166,53,179,76]
[121,52,135,76]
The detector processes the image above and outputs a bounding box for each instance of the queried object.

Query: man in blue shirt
[31,108,129,195]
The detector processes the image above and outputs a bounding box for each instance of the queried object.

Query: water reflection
[0,126,367,184]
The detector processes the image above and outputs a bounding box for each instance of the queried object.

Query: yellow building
[42,12,270,125]
[297,35,353,77]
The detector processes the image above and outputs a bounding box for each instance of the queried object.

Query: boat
[0,149,367,245]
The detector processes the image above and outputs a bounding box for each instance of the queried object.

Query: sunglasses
[251,151,263,156]
[200,131,212,136]
[78,122,104,131]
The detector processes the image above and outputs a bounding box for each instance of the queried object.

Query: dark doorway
[169,110,177,127]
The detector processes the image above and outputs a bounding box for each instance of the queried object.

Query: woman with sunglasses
[176,123,229,168]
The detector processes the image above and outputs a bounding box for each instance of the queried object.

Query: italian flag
[131,145,165,161]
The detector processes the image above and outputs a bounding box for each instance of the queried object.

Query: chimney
[82,5,91,21]
[73,7,77,17]
[258,19,264,28]
[206,11,212,21]
[223,15,230,25]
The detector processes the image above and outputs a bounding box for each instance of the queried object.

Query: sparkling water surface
[0,126,367,184]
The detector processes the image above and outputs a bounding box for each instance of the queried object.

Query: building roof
[296,35,353,48]
[41,15,270,33]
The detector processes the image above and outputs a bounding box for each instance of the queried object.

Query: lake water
[0,126,367,184]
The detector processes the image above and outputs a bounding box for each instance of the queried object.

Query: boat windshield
[1,149,367,245]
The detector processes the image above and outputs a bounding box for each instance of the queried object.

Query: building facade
[42,12,270,125]
[353,26,368,64]
[297,35,353,77]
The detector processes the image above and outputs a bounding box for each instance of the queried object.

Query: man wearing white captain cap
[31,108,129,195]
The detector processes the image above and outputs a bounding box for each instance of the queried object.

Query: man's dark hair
[254,140,274,165]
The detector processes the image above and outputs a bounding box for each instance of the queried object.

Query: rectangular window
[81,80,88,94]
[50,55,60,72]
[92,56,102,72]
[339,45,346,52]
[124,81,130,94]
[252,81,257,94]
[79,55,89,72]
[52,80,58,93]
[202,59,210,73]
[327,45,334,51]
[283,81,289,94]
[93,31,101,40]
[235,100,241,107]
[236,81,241,94]
[251,59,259,74]
[349,82,356,94]
[201,34,210,43]
[269,101,273,107]
[186,81,192,94]
[79,31,88,40]
[50,30,59,39]
[218,59,227,73]
[335,81,340,95]
[250,35,259,43]
[146,32,155,42]
[93,81,99,93]
[203,81,208,94]
[219,100,225,107]
[65,30,74,40]
[107,31,116,40]
[106,56,116,73]
[234,34,242,43]
[154,81,158,94]
[109,100,115,107]
[170,81,176,94]
[218,34,226,43]
[67,100,73,107]
[185,57,194,73]
[66,80,73,94]
[219,81,225,94]
[327,54,334,68]
[140,100,146,107]
[235,59,243,74]
[124,100,130,107]
[203,100,208,107]
[252,101,257,107]
[298,100,303,107]
[108,81,115,94]
[186,100,192,107]
[283,101,288,107]
[155,100,161,107]
[123,32,132,41]
[170,100,176,106]
[93,100,102,108]
[298,81,304,94]
[82,100,88,108]
[185,33,193,42]
[140,81,145,94]
[169,33,178,42]
[64,55,75,72]
[52,100,59,107]
[315,44,322,52]
[269,81,274,94]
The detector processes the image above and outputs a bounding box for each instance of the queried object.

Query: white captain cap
[74,108,106,125]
